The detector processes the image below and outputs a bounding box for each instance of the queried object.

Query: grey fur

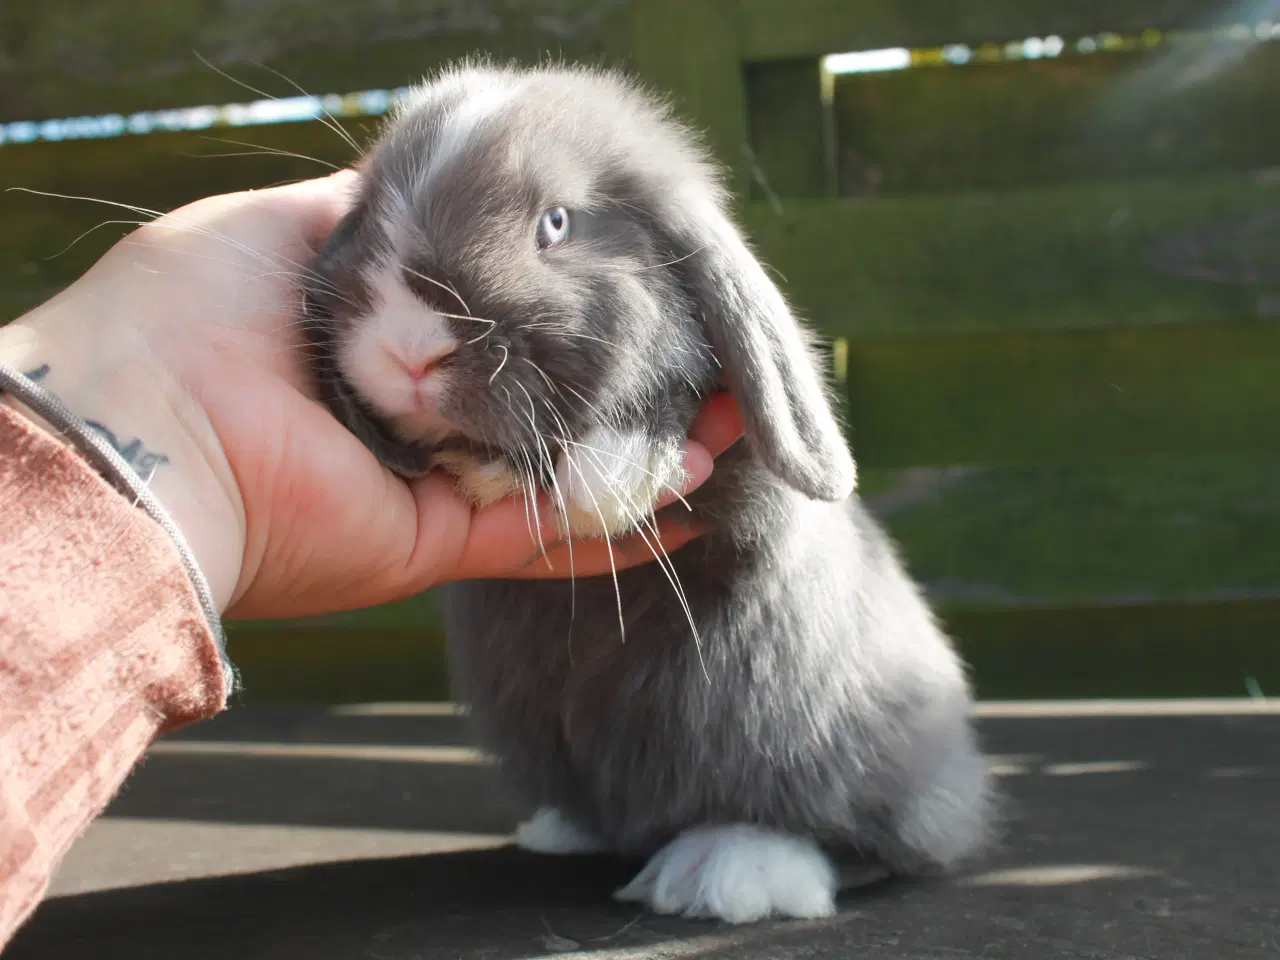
[302,59,997,908]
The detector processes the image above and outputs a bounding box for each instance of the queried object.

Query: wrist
[0,309,246,612]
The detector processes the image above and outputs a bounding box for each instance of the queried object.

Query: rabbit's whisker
[521,357,559,394]
[194,52,363,156]
[560,445,627,648]
[521,323,612,347]
[187,136,342,171]
[489,345,510,385]
[399,264,474,316]
[572,445,703,676]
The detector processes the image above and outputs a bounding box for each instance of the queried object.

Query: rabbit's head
[303,61,854,535]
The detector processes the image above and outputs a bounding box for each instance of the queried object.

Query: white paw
[613,825,838,924]
[515,807,608,855]
[553,425,686,539]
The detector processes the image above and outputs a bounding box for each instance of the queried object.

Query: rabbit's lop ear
[669,194,856,502]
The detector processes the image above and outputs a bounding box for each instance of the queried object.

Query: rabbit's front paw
[515,807,608,855]
[614,824,837,924]
[554,425,686,539]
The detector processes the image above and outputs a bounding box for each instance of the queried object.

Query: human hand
[0,171,744,620]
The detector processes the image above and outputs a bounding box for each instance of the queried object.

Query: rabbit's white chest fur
[431,422,686,540]
[553,424,687,538]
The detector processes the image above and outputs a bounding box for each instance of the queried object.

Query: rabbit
[300,59,998,924]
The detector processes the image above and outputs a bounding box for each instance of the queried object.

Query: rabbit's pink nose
[403,353,445,382]
[385,341,457,383]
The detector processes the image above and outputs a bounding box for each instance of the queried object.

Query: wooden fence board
[827,45,1280,196]
[743,177,1280,337]
[863,455,1279,608]
[225,597,1280,702]
[842,322,1280,469]
[739,0,1250,61]
[0,0,636,122]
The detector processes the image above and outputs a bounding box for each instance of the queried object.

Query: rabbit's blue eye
[536,206,571,249]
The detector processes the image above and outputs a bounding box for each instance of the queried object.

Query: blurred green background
[2,0,1276,702]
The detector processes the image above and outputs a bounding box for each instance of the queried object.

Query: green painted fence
[2,0,1276,701]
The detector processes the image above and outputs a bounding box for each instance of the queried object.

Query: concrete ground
[8,700,1279,960]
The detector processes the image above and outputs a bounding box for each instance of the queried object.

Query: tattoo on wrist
[23,362,170,475]
[84,420,171,475]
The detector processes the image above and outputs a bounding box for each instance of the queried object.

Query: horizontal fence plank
[941,598,1280,700]
[0,1,634,124]
[742,176,1280,337]
[741,0,1249,61]
[862,456,1278,608]
[226,625,453,704]
[225,597,1280,703]
[843,321,1279,469]
[829,43,1280,196]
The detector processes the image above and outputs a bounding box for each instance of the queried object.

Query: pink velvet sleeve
[0,402,228,949]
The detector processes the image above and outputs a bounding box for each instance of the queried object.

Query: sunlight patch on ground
[147,740,490,765]
[48,818,507,898]
[959,863,1158,887]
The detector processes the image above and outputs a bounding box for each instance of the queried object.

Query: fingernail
[679,442,714,493]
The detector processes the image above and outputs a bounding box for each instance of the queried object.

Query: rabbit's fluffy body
[302,61,996,923]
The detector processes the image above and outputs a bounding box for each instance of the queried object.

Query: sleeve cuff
[0,359,236,697]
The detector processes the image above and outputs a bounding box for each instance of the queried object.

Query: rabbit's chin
[429,423,688,541]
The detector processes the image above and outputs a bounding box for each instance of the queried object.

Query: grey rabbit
[301,59,997,923]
